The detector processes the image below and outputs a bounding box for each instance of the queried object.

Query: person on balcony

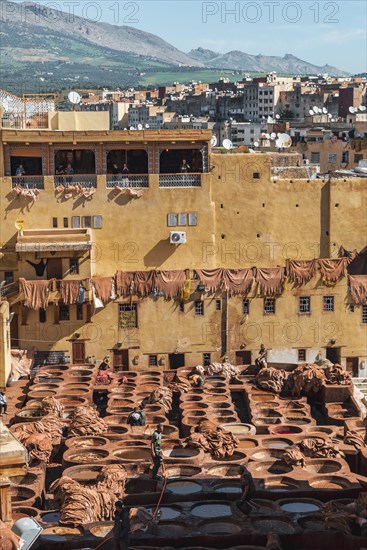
[15,164,26,186]
[65,163,74,186]
[180,159,190,173]
[121,164,130,174]
[55,164,65,185]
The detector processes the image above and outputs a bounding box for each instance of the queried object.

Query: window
[203,353,211,366]
[149,355,158,366]
[188,212,197,226]
[195,300,204,315]
[119,303,138,328]
[216,299,221,311]
[76,304,83,320]
[167,213,177,227]
[69,259,79,275]
[82,216,92,228]
[177,213,187,226]
[253,172,261,179]
[93,215,102,229]
[355,154,363,163]
[4,271,13,284]
[52,217,58,228]
[59,305,70,321]
[72,216,81,228]
[242,299,249,315]
[328,153,337,163]
[63,217,69,228]
[362,305,367,324]
[39,309,46,323]
[179,302,185,313]
[264,298,275,314]
[311,152,320,163]
[323,296,334,312]
[342,151,349,163]
[298,348,306,361]
[299,296,311,314]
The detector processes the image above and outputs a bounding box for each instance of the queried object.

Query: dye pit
[3,361,367,550]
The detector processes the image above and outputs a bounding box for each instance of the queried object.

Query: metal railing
[159,173,202,187]
[106,174,149,188]
[54,175,97,189]
[11,175,45,189]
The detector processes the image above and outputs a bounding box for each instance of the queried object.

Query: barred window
[195,300,204,315]
[323,296,334,312]
[203,353,211,366]
[69,259,79,275]
[328,153,337,163]
[363,305,367,324]
[216,299,221,311]
[298,349,306,361]
[119,303,138,328]
[59,305,70,321]
[299,296,311,313]
[243,299,249,315]
[264,298,275,314]
[149,355,158,366]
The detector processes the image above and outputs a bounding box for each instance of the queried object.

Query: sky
[12,0,367,73]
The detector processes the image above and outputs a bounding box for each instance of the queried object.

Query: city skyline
[9,0,367,74]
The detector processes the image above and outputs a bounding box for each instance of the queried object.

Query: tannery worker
[127,406,146,427]
[237,465,256,514]
[255,344,268,369]
[151,423,163,480]
[0,391,7,415]
[113,500,130,550]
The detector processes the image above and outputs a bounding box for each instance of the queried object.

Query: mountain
[188,48,349,76]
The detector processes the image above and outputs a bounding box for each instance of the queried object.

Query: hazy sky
[12,0,367,73]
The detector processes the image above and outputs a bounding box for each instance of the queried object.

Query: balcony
[159,173,202,187]
[11,175,44,189]
[16,228,92,253]
[106,174,149,188]
[54,175,97,189]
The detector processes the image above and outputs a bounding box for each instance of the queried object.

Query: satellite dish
[222,139,233,149]
[275,138,283,148]
[313,107,319,114]
[267,116,274,123]
[265,133,270,139]
[68,91,81,104]
[145,123,150,128]
[137,124,143,130]
[323,107,328,114]
[331,118,335,122]
[349,106,356,113]
[211,135,218,147]
[360,106,366,112]
[277,132,281,137]
[129,126,135,130]
[254,141,259,147]
[261,133,267,138]
[15,219,25,231]
[275,114,280,120]
[279,133,292,148]
[309,109,314,115]
[328,113,332,118]
[270,132,276,140]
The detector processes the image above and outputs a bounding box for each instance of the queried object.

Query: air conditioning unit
[170,231,186,244]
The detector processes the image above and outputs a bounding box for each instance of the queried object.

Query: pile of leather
[282,436,343,467]
[205,361,240,381]
[322,493,367,534]
[325,364,352,385]
[255,367,288,393]
[41,396,65,417]
[51,464,127,526]
[292,364,326,395]
[0,519,21,550]
[142,386,173,413]
[68,405,107,437]
[185,419,239,458]
[344,429,367,449]
[282,444,306,467]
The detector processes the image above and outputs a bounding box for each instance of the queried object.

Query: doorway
[169,353,185,369]
[10,314,19,348]
[72,341,85,364]
[235,350,252,365]
[113,349,129,371]
[326,346,341,364]
[47,258,63,279]
[346,357,359,377]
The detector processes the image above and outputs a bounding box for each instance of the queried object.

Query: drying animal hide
[41,396,65,418]
[255,367,288,393]
[121,187,144,197]
[318,258,347,283]
[298,437,343,459]
[51,464,127,526]
[142,386,173,413]
[194,269,225,292]
[68,405,107,437]
[287,259,317,285]
[324,364,351,385]
[222,269,254,295]
[60,280,81,305]
[185,419,239,458]
[349,275,367,305]
[344,429,366,449]
[282,444,306,468]
[292,364,325,395]
[205,361,240,381]
[11,412,66,459]
[155,270,186,299]
[92,276,114,303]
[23,432,53,462]
[10,349,34,381]
[322,501,355,534]
[0,519,21,550]
[20,278,53,310]
[115,271,135,297]
[12,185,40,202]
[254,267,285,296]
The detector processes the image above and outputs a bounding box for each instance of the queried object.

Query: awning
[16,242,92,252]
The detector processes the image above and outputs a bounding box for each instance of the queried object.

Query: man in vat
[237,465,256,514]
[151,423,164,480]
[127,406,146,426]
[113,500,130,550]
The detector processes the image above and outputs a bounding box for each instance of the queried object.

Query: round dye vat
[250,449,284,462]
[166,480,202,495]
[298,515,327,531]
[252,461,293,475]
[260,477,300,491]
[252,517,298,534]
[309,476,351,490]
[40,511,61,523]
[90,524,113,538]
[215,451,247,463]
[197,520,242,535]
[213,483,242,494]
[155,522,189,537]
[207,465,242,477]
[305,460,342,474]
[280,501,320,513]
[40,526,83,541]
[165,466,201,478]
[12,507,39,520]
[147,506,181,520]
[191,503,232,518]
[221,423,256,436]
[268,424,303,435]
[261,438,292,449]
